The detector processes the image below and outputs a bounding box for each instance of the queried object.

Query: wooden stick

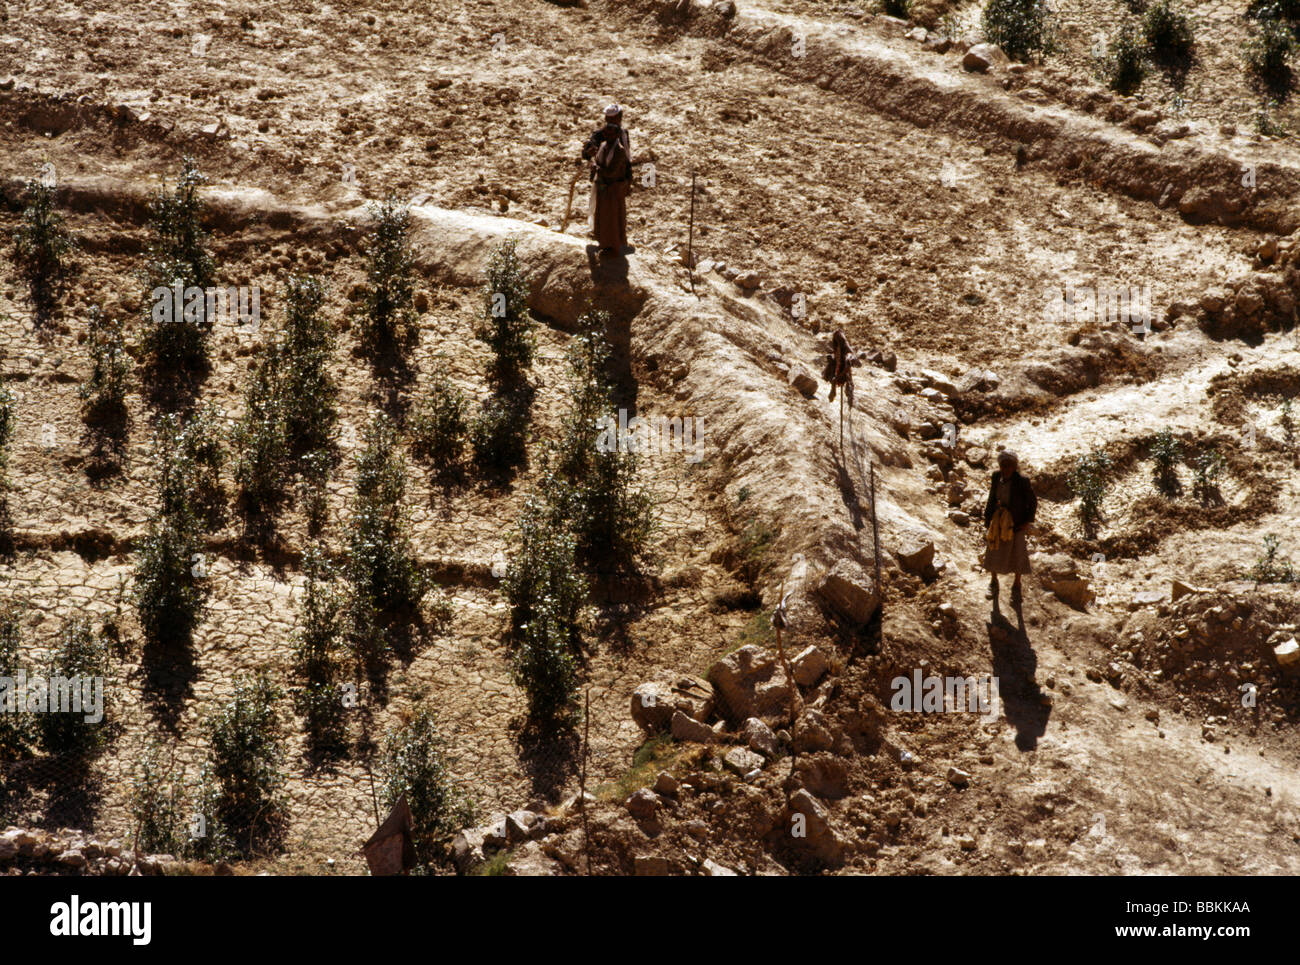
[559,166,583,234]
[839,391,844,454]
[366,757,381,828]
[772,582,802,791]
[687,171,697,294]
[870,462,882,637]
[580,688,591,875]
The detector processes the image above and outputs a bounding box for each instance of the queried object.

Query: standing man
[983,450,1037,610]
[581,104,632,256]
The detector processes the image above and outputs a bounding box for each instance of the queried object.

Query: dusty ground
[1,0,1299,874]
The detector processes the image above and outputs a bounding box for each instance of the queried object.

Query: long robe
[585,127,630,252]
[982,477,1033,574]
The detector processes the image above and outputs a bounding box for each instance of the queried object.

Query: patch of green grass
[594,735,699,803]
[474,850,513,876]
[696,609,775,676]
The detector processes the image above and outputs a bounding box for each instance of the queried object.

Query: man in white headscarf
[982,450,1037,610]
[581,103,632,255]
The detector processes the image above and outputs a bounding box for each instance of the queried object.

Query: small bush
[35,619,110,758]
[233,342,289,528]
[79,306,131,429]
[1067,449,1112,537]
[409,370,469,476]
[357,195,417,354]
[199,672,287,857]
[0,605,29,760]
[1150,427,1182,495]
[380,709,474,863]
[139,157,217,377]
[469,388,532,475]
[1281,398,1296,446]
[981,0,1055,61]
[477,239,535,391]
[279,275,337,461]
[1191,447,1225,504]
[157,407,227,532]
[129,741,188,855]
[503,478,586,721]
[1255,98,1290,135]
[1246,534,1298,583]
[291,546,348,755]
[11,172,76,325]
[344,413,428,661]
[134,513,207,648]
[0,378,14,479]
[1246,19,1295,96]
[552,314,654,572]
[1142,0,1194,61]
[1100,21,1148,94]
[297,448,333,537]
[1250,0,1300,22]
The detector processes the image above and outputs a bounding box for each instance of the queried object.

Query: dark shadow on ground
[514,718,581,803]
[140,632,200,733]
[987,609,1051,751]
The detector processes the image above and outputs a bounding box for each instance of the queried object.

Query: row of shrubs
[875,0,1294,116]
[0,600,467,865]
[4,160,653,864]
[502,311,655,723]
[126,675,471,864]
[1065,424,1296,584]
[1069,431,1229,537]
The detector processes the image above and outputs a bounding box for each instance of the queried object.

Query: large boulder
[792,645,830,687]
[962,43,1006,72]
[451,827,487,874]
[1036,553,1096,610]
[784,789,844,866]
[670,709,719,743]
[816,560,880,624]
[743,716,778,757]
[708,645,796,725]
[501,840,564,876]
[894,535,936,575]
[631,675,714,733]
[723,746,765,777]
[626,788,661,821]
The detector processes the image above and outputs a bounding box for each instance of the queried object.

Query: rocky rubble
[1196,230,1300,340]
[1119,584,1300,722]
[0,826,185,876]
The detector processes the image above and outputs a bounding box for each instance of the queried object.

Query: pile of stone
[1119,583,1300,720]
[1196,234,1300,340]
[0,826,181,876]
[451,804,574,876]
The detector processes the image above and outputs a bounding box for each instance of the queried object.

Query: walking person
[983,450,1037,610]
[581,104,632,256]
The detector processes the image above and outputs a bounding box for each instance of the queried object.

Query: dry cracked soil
[1,0,1299,876]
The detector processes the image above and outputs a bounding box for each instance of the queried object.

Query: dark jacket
[984,470,1037,530]
[582,125,632,183]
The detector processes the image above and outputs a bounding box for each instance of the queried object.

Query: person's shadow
[585,245,630,288]
[987,601,1050,751]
